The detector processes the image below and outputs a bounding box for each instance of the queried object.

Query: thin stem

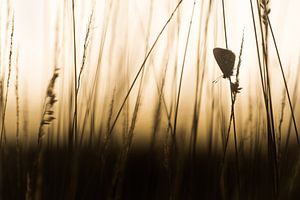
[255,0,278,195]
[222,0,228,49]
[249,0,266,97]
[173,0,196,138]
[284,61,300,156]
[71,0,78,147]
[190,0,211,160]
[221,0,240,195]
[0,15,14,147]
[108,0,184,136]
[267,16,299,145]
[229,77,241,194]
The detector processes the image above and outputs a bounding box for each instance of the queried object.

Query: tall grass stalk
[77,10,94,145]
[222,32,244,160]
[258,1,280,195]
[151,61,173,134]
[249,5,275,178]
[15,48,21,197]
[107,0,184,136]
[249,0,266,96]
[151,53,170,150]
[0,14,14,147]
[221,0,228,49]
[170,1,196,199]
[68,1,83,192]
[284,60,300,157]
[71,0,78,147]
[77,10,93,95]
[251,0,278,196]
[109,3,154,198]
[164,1,182,162]
[266,16,299,144]
[22,82,29,148]
[257,0,276,141]
[126,0,154,145]
[53,7,64,147]
[173,0,196,141]
[34,68,59,199]
[220,0,241,196]
[278,81,287,163]
[190,0,211,160]
[37,68,59,144]
[79,1,112,146]
[257,0,277,154]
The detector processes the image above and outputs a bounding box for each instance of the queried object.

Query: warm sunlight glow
[1,0,300,199]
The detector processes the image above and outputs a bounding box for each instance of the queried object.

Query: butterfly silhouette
[213,48,236,79]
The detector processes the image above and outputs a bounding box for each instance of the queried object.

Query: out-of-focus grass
[1,0,300,199]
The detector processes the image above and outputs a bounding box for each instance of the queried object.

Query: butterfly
[213,48,236,79]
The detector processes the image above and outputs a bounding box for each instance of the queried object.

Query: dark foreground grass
[1,134,300,200]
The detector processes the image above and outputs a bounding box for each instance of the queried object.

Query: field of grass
[1,0,300,199]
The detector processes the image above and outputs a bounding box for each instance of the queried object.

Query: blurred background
[0,0,300,146]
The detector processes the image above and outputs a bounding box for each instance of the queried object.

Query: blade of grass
[108,0,184,136]
[0,14,14,147]
[267,16,299,145]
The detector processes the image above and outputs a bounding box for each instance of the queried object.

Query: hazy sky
[8,0,300,91]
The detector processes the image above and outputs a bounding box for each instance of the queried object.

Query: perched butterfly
[213,48,236,79]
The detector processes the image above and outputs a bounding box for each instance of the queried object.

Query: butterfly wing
[213,48,236,78]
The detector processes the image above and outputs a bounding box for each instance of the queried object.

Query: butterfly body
[213,48,236,79]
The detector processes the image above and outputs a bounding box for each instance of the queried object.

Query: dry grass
[0,0,300,199]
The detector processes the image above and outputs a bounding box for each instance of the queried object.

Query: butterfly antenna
[212,75,223,84]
